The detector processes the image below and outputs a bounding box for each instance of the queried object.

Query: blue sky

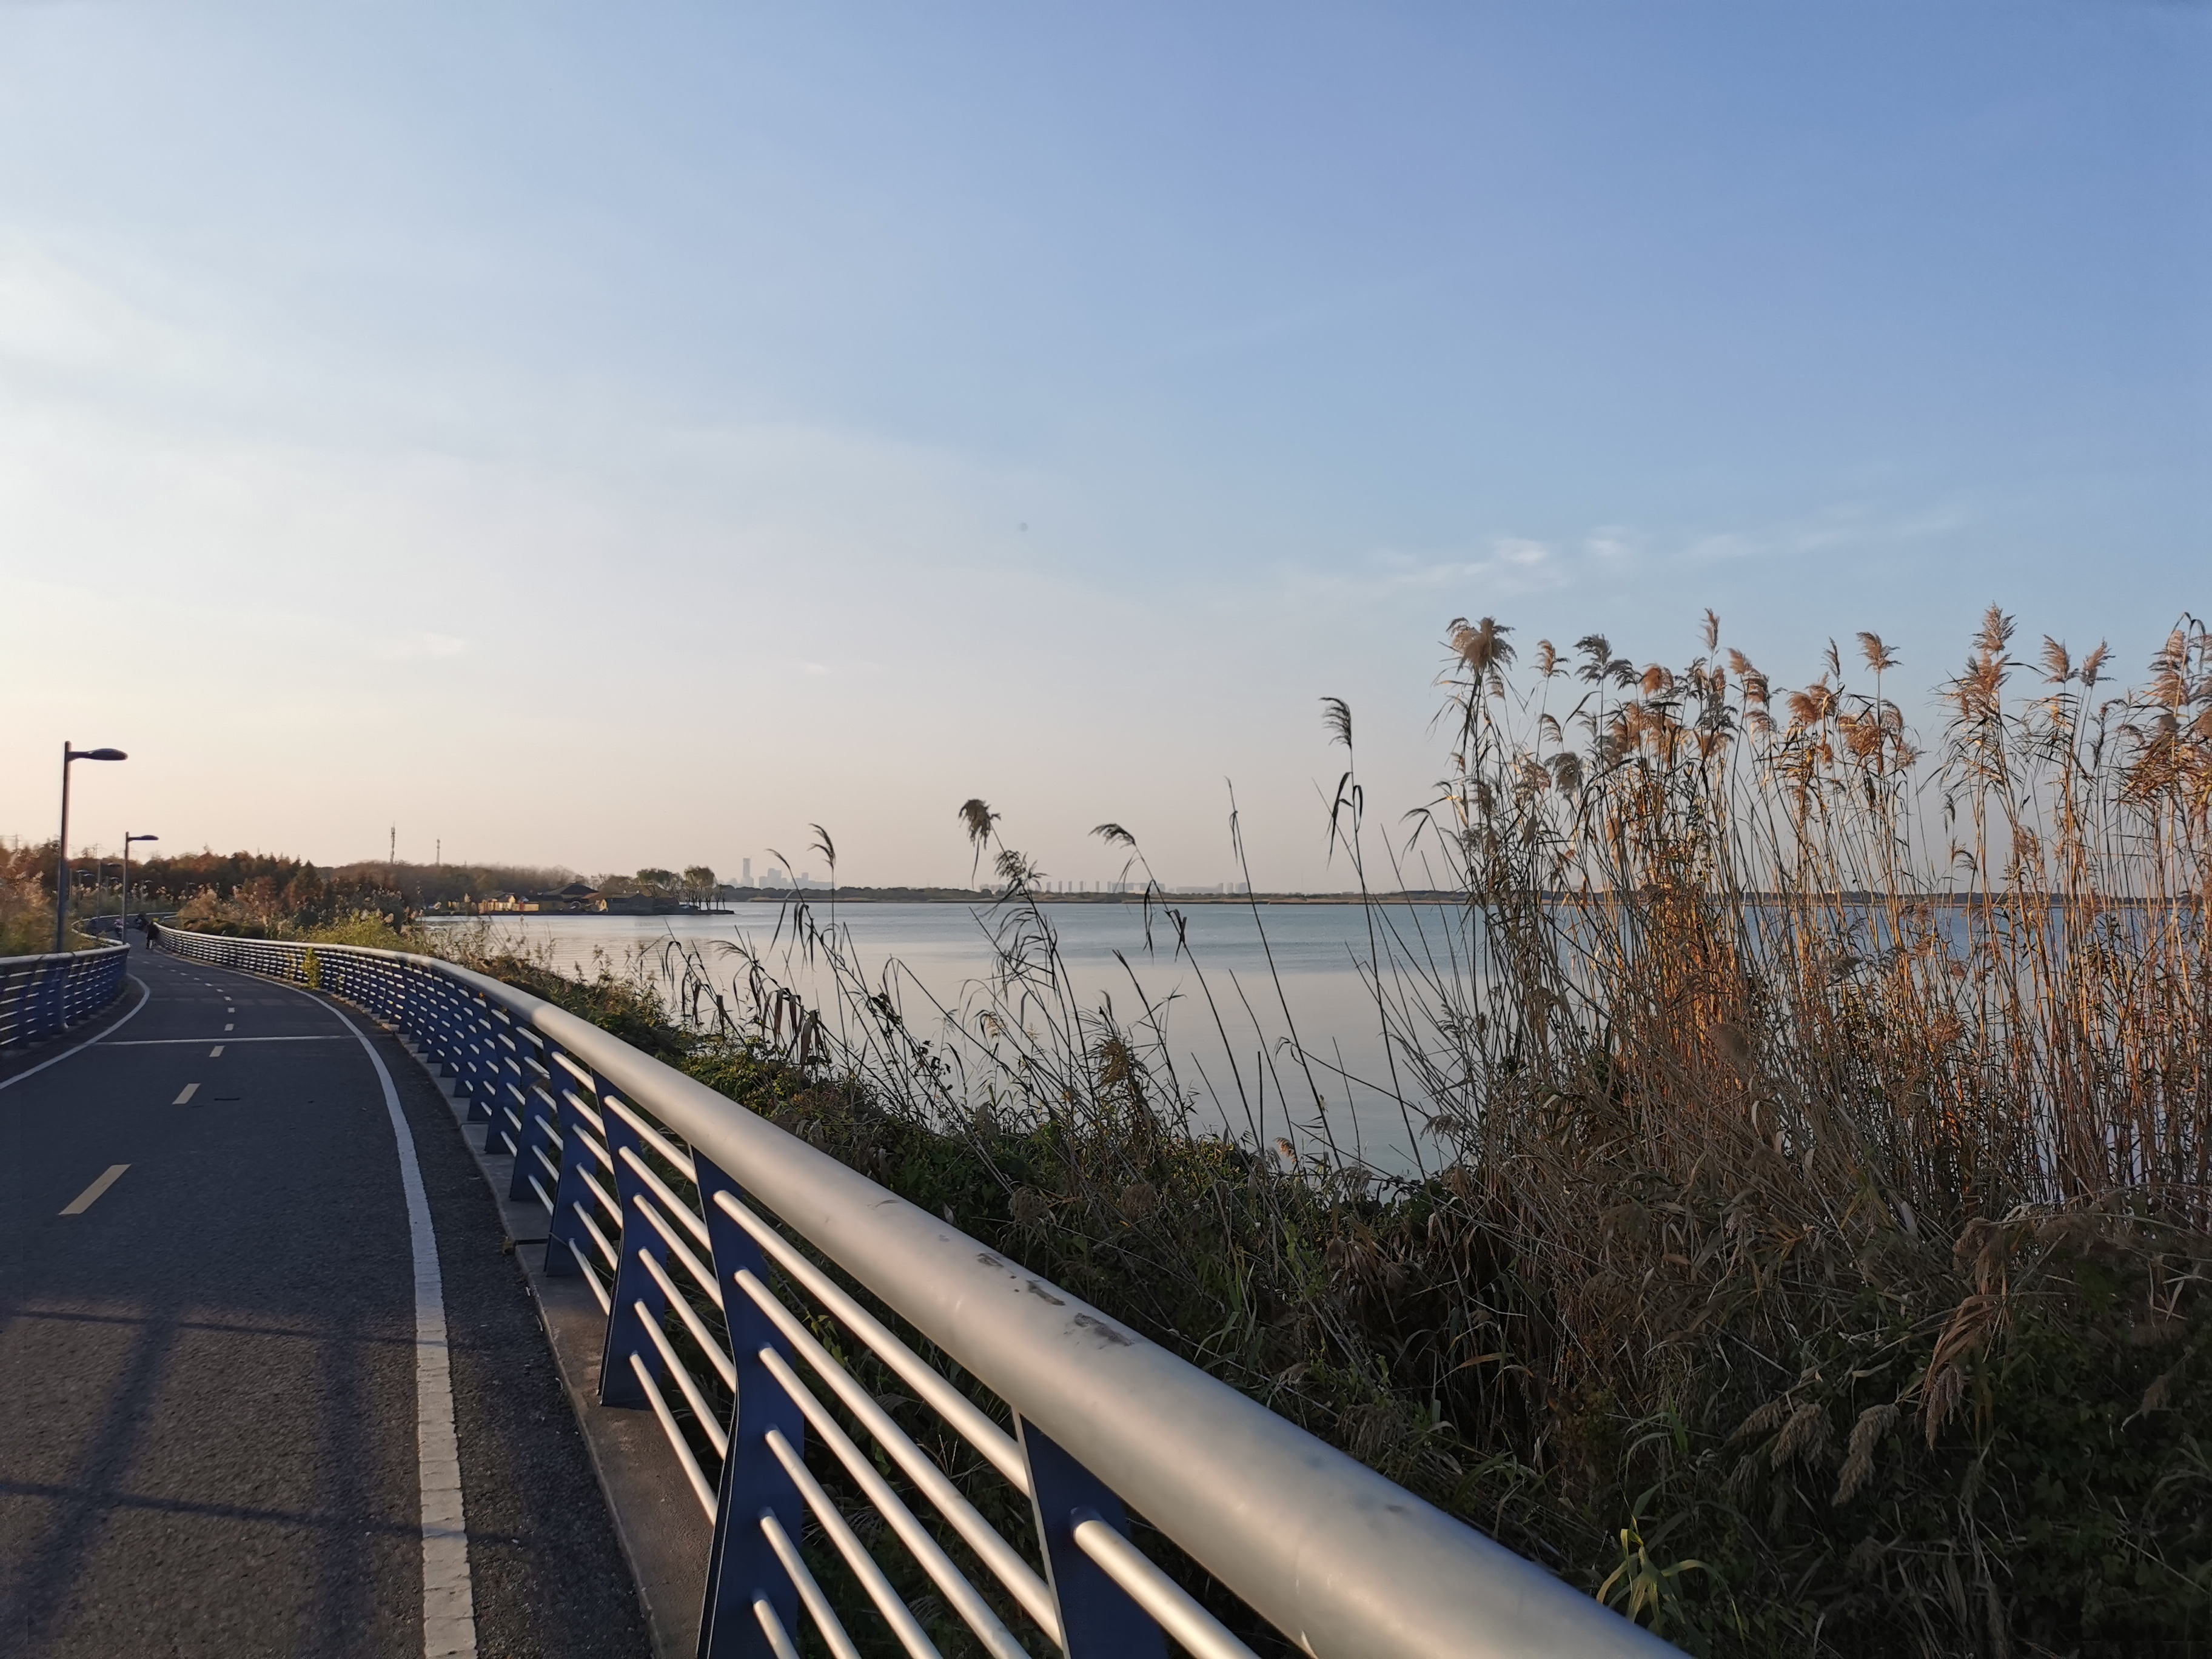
[3,1,2205,887]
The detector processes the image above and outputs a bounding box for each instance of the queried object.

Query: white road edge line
[324,1000,480,1659]
[0,976,152,1093]
[60,1163,130,1215]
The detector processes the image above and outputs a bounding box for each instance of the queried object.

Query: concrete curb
[395,1031,711,1659]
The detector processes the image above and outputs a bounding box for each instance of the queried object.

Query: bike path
[0,940,648,1658]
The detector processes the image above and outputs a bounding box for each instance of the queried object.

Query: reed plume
[440,606,2210,1657]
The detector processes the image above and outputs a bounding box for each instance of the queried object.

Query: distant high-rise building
[742,857,752,886]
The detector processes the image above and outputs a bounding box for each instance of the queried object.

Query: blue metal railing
[0,942,130,1051]
[153,923,1676,1659]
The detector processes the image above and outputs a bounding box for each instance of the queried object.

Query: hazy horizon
[6,2,2204,891]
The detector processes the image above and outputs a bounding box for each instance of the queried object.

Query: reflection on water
[426,901,1478,1173]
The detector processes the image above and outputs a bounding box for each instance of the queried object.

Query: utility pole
[389,825,395,890]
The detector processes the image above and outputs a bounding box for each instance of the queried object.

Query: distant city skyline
[4,2,2204,889]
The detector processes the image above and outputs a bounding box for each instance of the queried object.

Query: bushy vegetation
[135,851,575,915]
[167,606,2212,1655]
[0,843,574,947]
[592,608,2208,1658]
[0,842,109,953]
[0,875,63,956]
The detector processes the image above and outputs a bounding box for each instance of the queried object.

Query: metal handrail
[152,923,1677,1659]
[0,942,130,1051]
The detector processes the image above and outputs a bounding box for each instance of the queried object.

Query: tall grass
[0,882,106,954]
[418,608,2211,1654]
[166,883,418,946]
[1410,606,2205,1213]
[1334,606,2211,1651]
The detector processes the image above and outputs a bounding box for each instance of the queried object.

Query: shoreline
[435,887,2200,916]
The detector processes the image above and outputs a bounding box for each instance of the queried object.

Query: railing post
[369,957,398,1022]
[488,1010,527,1156]
[425,979,467,1078]
[1018,1418,1168,1659]
[543,1061,603,1279]
[508,1037,562,1206]
[694,1153,804,1659]
[458,993,495,1124]
[35,956,62,1044]
[1,964,22,1048]
[595,1102,671,1409]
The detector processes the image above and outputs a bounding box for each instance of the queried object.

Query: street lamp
[55,742,127,953]
[122,833,159,943]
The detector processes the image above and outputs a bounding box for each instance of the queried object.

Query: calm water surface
[427,901,1479,1171]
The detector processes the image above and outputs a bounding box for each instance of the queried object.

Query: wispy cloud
[1679,501,1972,565]
[1287,534,1567,602]
[1282,500,1976,615]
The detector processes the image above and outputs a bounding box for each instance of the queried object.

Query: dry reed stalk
[431,607,2210,1657]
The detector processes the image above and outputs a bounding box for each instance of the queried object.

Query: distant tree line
[318,859,580,907]
[4,840,759,935]
[0,842,580,914]
[594,866,720,904]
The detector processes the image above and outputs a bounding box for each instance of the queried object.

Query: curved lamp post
[56,742,127,952]
[122,833,159,943]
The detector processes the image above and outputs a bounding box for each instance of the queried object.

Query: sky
[3,0,2205,890]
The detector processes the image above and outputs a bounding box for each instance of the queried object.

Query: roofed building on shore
[533,882,602,913]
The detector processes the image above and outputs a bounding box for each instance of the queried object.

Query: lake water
[424,900,1478,1172]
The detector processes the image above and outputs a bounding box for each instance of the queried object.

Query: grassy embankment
[179,608,2208,1657]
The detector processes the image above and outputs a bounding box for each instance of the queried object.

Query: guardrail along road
[127,925,1675,1659]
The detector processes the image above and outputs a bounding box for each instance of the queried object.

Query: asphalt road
[0,940,650,1658]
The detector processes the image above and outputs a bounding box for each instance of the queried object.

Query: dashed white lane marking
[172,1083,198,1105]
[224,1024,234,1032]
[323,1001,479,1658]
[106,1036,350,1046]
[61,1164,130,1215]
[210,1045,225,1057]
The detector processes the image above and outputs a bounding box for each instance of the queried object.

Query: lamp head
[70,747,128,762]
